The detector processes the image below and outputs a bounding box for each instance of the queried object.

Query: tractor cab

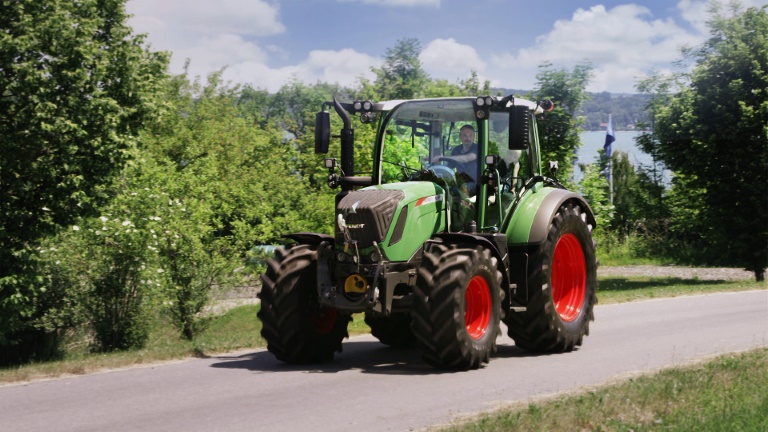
[317,96,552,236]
[374,97,544,233]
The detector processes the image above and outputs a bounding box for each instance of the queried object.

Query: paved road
[2,290,766,432]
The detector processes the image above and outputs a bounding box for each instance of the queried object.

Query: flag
[604,114,615,159]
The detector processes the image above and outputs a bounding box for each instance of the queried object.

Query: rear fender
[506,188,596,246]
[526,190,596,245]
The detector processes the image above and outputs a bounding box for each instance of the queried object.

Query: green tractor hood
[335,181,446,262]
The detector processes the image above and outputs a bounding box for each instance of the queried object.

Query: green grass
[597,277,765,304]
[0,304,370,385]
[438,348,768,432]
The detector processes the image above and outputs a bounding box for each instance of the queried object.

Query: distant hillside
[493,88,651,132]
[581,92,651,131]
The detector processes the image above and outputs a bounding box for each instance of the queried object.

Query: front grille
[336,189,404,249]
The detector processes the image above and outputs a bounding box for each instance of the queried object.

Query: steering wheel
[438,156,462,170]
[427,164,456,181]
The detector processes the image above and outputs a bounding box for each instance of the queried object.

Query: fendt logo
[337,214,364,230]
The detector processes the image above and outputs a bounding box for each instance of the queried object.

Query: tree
[651,5,768,280]
[0,0,168,348]
[606,151,640,235]
[372,38,429,100]
[531,62,593,184]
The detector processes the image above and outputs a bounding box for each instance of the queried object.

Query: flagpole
[605,114,615,205]
[609,152,613,205]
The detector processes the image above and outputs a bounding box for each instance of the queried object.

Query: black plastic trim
[388,206,408,246]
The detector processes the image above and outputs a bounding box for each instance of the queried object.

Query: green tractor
[258,95,598,370]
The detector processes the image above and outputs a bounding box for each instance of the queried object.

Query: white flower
[72,225,80,231]
[100,216,108,223]
[42,206,51,211]
[95,230,101,235]
[157,268,165,273]
[122,220,131,226]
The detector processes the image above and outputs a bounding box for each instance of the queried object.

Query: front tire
[505,202,598,352]
[257,243,351,363]
[411,243,503,369]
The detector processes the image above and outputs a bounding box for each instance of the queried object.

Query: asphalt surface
[2,290,766,432]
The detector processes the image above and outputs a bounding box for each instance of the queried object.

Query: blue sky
[126,0,767,94]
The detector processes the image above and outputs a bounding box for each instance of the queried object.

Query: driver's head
[459,124,475,145]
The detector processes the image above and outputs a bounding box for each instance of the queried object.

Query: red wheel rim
[465,275,491,340]
[310,309,338,335]
[552,233,587,322]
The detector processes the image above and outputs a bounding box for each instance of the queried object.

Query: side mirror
[548,161,559,177]
[315,111,331,154]
[509,106,530,150]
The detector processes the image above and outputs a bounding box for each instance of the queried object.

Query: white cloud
[127,0,285,80]
[128,0,285,37]
[127,0,380,92]
[420,38,486,79]
[223,49,381,92]
[489,4,705,93]
[338,0,440,6]
[677,0,711,34]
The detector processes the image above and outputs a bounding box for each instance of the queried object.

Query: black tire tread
[257,244,351,364]
[411,243,503,369]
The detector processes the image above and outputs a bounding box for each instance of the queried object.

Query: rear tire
[365,313,415,348]
[411,243,502,369]
[257,243,351,363]
[505,202,597,352]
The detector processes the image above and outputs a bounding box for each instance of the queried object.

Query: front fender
[283,232,334,246]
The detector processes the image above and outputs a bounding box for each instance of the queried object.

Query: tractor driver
[433,124,479,194]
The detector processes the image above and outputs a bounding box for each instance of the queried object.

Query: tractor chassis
[316,246,418,315]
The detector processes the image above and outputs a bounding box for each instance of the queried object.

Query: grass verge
[0,305,369,385]
[597,277,765,304]
[438,348,768,431]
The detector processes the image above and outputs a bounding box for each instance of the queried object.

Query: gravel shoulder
[598,265,754,281]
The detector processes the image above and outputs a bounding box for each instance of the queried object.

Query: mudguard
[506,187,596,246]
[283,232,334,246]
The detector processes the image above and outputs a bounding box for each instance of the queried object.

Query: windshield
[378,99,533,193]
[379,99,477,184]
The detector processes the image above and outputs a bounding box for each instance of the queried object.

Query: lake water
[573,130,650,180]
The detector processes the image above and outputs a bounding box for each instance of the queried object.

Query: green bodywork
[360,182,447,262]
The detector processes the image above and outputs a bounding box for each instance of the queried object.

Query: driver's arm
[440,153,476,164]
